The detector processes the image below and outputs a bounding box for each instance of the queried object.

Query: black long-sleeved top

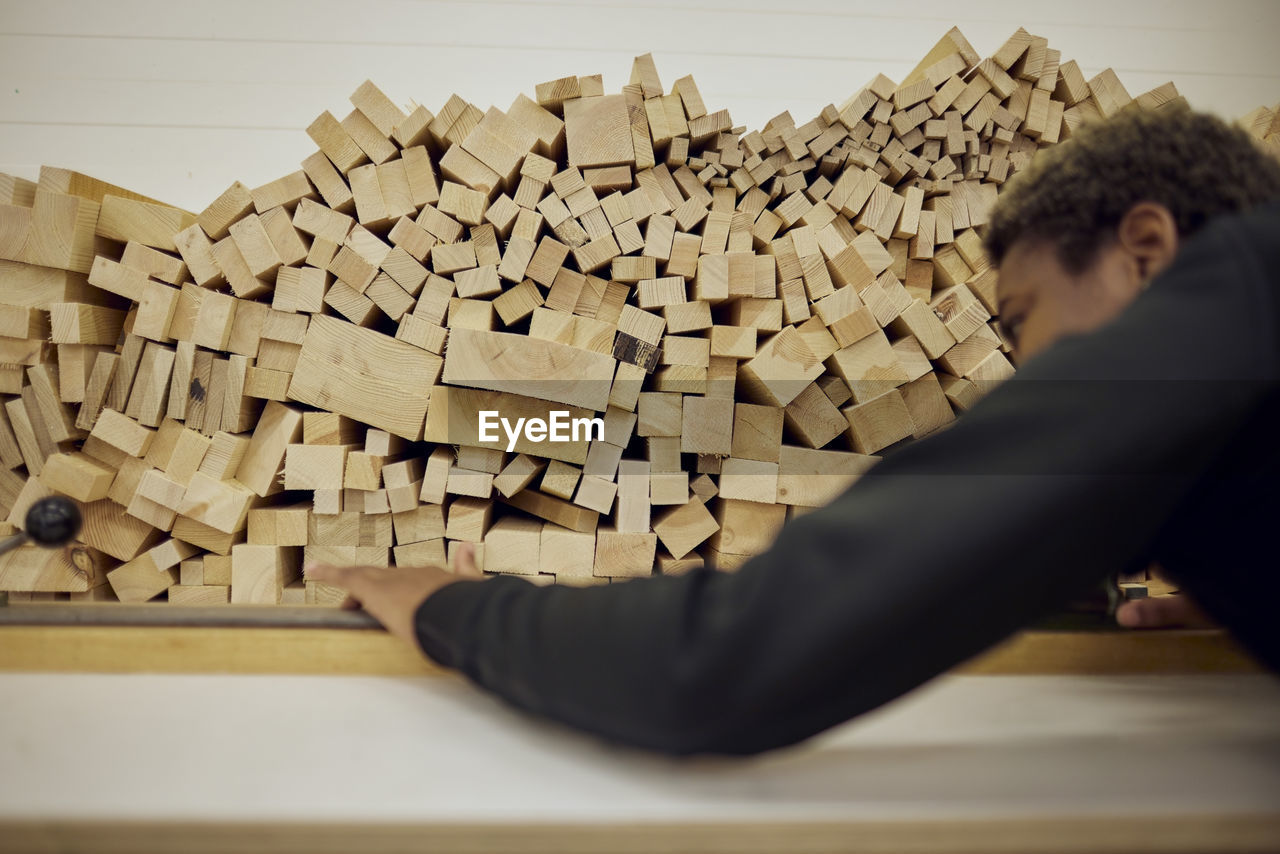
[413,203,1280,756]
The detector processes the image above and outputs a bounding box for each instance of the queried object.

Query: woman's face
[995,238,1146,363]
[994,202,1182,364]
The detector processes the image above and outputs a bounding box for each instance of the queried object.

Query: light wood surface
[0,670,1276,853]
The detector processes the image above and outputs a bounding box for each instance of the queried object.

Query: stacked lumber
[0,27,1230,605]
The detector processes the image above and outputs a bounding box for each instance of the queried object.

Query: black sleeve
[413,207,1280,756]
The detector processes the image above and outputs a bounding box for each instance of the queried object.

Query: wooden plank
[442,327,615,411]
[96,194,196,252]
[290,315,440,441]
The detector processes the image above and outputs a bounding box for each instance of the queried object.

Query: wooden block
[21,190,100,273]
[96,194,196,252]
[643,435,679,474]
[295,152,351,214]
[228,401,301,498]
[593,527,656,577]
[198,181,254,239]
[56,343,108,405]
[247,504,310,546]
[967,349,1016,390]
[290,315,440,440]
[307,110,368,174]
[439,181,489,226]
[283,443,347,491]
[889,299,954,359]
[843,389,915,454]
[663,301,711,335]
[178,558,205,587]
[929,283,990,342]
[539,524,595,578]
[680,395,733,455]
[47,303,123,347]
[202,554,233,585]
[1088,68,1132,118]
[446,466,493,498]
[350,79,407,138]
[710,499,786,556]
[718,457,779,504]
[87,407,153,457]
[347,163,389,227]
[730,402,783,462]
[87,255,148,301]
[483,516,543,574]
[637,391,682,437]
[444,496,492,542]
[401,146,440,207]
[900,371,955,439]
[390,538,446,569]
[442,327,614,411]
[827,329,910,404]
[502,487,598,533]
[169,585,230,606]
[775,445,877,507]
[709,325,756,360]
[388,503,444,545]
[38,452,113,502]
[211,236,271,300]
[490,454,542,499]
[615,459,650,533]
[178,471,256,534]
[648,471,688,506]
[582,439,624,480]
[149,537,200,572]
[259,206,309,268]
[540,459,581,501]
[737,326,822,407]
[573,472,617,513]
[565,95,635,168]
[343,451,384,491]
[106,551,176,602]
[132,281,180,343]
[120,241,186,284]
[231,544,300,604]
[124,341,175,427]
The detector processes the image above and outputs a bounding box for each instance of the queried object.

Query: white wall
[1,0,1277,212]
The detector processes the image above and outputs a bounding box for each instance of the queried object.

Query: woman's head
[985,106,1280,360]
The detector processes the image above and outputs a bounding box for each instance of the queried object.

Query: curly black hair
[984,104,1280,273]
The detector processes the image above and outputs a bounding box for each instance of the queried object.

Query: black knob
[24,496,82,548]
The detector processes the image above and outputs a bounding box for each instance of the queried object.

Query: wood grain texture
[289,314,440,440]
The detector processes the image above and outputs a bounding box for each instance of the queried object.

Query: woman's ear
[1117,202,1180,283]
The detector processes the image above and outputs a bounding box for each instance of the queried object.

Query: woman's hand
[304,542,484,647]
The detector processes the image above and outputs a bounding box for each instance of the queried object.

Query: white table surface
[2,672,1278,825]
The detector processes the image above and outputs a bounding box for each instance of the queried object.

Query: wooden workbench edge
[0,623,1263,675]
[1,814,1278,854]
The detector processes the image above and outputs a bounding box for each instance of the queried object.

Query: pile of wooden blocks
[0,27,1251,605]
